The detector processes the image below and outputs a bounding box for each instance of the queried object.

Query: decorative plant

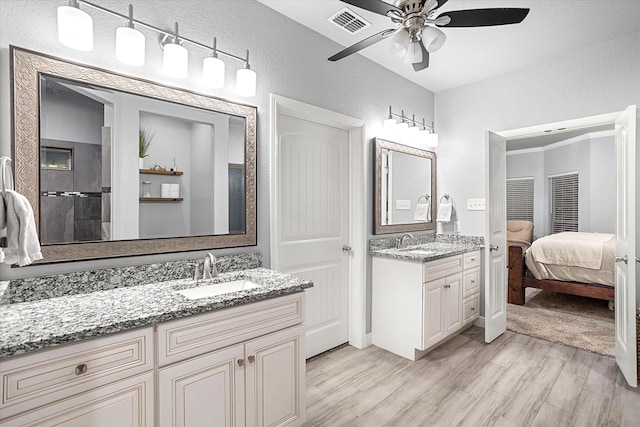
[139,128,154,158]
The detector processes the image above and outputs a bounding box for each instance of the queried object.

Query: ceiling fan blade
[328,28,396,61]
[340,0,403,17]
[412,40,430,72]
[435,0,449,9]
[436,8,530,27]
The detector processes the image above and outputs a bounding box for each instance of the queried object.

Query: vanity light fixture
[115,4,145,66]
[57,0,93,51]
[162,22,188,78]
[202,37,225,88]
[384,106,438,148]
[236,50,257,97]
[55,0,257,96]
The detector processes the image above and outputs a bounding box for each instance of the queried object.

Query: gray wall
[0,0,435,311]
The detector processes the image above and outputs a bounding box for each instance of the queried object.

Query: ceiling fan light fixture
[421,26,446,53]
[404,37,422,64]
[388,30,409,57]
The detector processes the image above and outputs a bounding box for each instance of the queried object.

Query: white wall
[435,31,640,238]
[0,0,434,282]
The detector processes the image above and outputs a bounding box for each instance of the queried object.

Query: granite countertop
[0,268,312,359]
[370,241,484,262]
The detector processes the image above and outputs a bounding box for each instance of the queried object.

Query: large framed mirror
[374,138,436,234]
[11,47,257,263]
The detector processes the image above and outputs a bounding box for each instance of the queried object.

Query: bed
[507,232,615,305]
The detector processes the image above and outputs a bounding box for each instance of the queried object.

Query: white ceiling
[257,0,640,93]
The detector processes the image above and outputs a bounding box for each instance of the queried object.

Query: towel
[414,201,431,222]
[436,198,453,222]
[2,190,43,266]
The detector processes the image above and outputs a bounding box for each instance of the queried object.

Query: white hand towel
[2,190,43,266]
[436,199,453,222]
[414,202,431,222]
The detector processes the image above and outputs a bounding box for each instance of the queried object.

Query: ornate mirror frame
[11,46,257,263]
[374,138,437,234]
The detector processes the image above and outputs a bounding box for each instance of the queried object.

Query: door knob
[489,245,499,252]
[342,245,353,253]
[614,255,628,264]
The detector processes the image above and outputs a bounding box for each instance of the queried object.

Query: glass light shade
[163,42,188,78]
[395,121,409,132]
[424,132,439,147]
[383,118,396,129]
[421,26,447,53]
[202,56,225,88]
[404,40,423,64]
[388,30,409,57]
[236,68,257,97]
[407,124,419,134]
[57,5,93,51]
[116,26,145,66]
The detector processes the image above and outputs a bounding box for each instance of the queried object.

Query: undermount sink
[177,279,260,300]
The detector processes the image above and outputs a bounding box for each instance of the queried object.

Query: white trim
[507,176,534,181]
[269,94,368,350]
[364,333,373,347]
[547,170,578,179]
[473,316,485,328]
[506,129,616,156]
[499,111,622,139]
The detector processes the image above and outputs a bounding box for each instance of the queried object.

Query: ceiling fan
[328,0,530,71]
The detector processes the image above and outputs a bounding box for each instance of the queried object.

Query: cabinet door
[1,372,153,427]
[245,325,305,427]
[158,345,245,427]
[445,273,463,335]
[422,278,446,349]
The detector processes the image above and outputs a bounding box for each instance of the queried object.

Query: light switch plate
[467,198,486,211]
[396,200,411,210]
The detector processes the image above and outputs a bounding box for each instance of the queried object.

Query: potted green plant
[139,128,153,169]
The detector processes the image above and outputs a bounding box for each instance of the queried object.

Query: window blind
[506,178,534,222]
[549,173,578,233]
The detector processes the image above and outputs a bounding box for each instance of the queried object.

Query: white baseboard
[365,333,372,347]
[474,316,485,328]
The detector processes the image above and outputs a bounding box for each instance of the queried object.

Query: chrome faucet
[399,233,414,249]
[195,253,218,280]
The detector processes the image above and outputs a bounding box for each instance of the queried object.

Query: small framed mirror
[374,138,436,234]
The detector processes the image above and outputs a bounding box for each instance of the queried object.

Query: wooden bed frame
[507,246,615,305]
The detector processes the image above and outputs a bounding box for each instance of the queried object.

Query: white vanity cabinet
[157,292,306,427]
[372,250,481,361]
[0,328,155,426]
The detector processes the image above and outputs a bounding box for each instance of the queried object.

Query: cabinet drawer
[157,292,304,367]
[463,268,480,298]
[0,327,153,420]
[423,255,463,282]
[1,372,154,427]
[463,251,481,270]
[463,295,480,325]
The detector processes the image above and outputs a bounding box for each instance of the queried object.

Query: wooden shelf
[139,197,183,202]
[139,169,183,176]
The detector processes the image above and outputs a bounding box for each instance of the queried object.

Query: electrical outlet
[396,200,411,210]
[467,198,486,211]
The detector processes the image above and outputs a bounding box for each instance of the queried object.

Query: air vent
[329,7,371,34]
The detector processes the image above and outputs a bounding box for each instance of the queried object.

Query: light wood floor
[304,327,640,426]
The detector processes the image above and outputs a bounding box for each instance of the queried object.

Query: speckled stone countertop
[0,268,312,359]
[370,234,484,262]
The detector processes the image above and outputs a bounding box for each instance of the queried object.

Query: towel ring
[0,156,14,197]
[417,194,430,203]
[439,193,451,204]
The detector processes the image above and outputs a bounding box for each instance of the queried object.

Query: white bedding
[525,232,615,287]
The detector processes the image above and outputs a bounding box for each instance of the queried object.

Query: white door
[485,131,508,343]
[614,105,637,387]
[275,113,350,358]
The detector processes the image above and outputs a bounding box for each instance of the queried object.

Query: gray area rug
[507,289,615,356]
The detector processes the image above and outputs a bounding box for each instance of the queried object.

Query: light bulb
[236,68,256,97]
[388,30,409,57]
[421,26,446,53]
[116,26,145,66]
[404,39,423,64]
[163,42,188,78]
[203,56,225,88]
[425,132,439,147]
[384,117,396,129]
[57,3,93,51]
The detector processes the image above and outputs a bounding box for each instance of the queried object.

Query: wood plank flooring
[304,327,639,426]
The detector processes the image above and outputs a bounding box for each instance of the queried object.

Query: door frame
[269,94,368,349]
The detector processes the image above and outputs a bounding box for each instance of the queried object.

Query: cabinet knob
[471,307,476,311]
[444,284,451,289]
[470,280,476,284]
[238,359,245,367]
[248,355,255,364]
[74,363,88,376]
